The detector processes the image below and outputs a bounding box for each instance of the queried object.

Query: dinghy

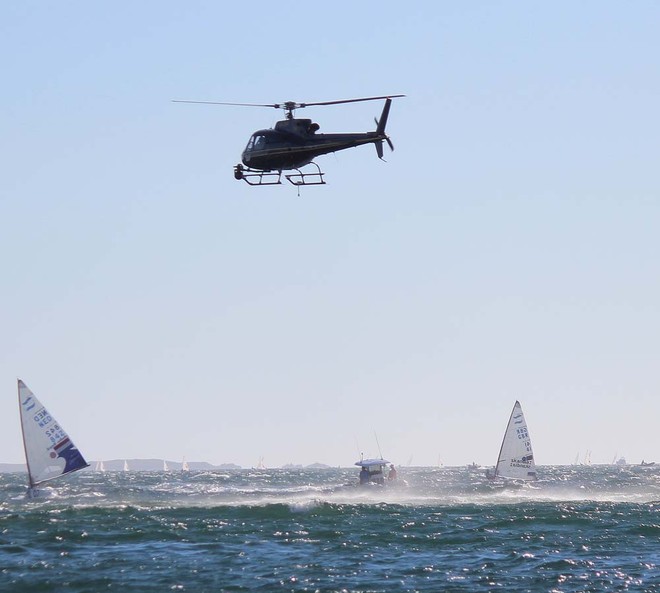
[486,400,537,481]
[18,379,89,497]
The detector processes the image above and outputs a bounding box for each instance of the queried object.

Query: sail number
[516,427,532,452]
[45,424,66,444]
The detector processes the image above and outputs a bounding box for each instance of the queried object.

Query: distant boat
[355,456,390,486]
[467,462,481,472]
[255,456,266,470]
[181,457,190,472]
[18,379,89,497]
[163,460,169,472]
[354,452,404,487]
[486,401,537,481]
[94,460,106,472]
[640,460,656,467]
[123,460,129,472]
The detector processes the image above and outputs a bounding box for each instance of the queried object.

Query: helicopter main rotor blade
[172,100,284,108]
[173,95,405,111]
[300,94,405,108]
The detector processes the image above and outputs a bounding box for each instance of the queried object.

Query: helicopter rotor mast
[172,94,405,119]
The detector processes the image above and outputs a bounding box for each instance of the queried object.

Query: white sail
[181,457,189,472]
[18,379,88,489]
[123,460,129,472]
[163,460,169,472]
[492,400,536,481]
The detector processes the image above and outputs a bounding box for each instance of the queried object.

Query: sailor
[388,464,398,480]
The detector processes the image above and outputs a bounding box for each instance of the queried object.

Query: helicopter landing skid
[284,163,326,187]
[234,164,282,186]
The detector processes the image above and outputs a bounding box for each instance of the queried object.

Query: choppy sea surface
[1,465,659,592]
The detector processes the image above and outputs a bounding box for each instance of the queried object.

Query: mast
[18,379,35,489]
[494,401,520,477]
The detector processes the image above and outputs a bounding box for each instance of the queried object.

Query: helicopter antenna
[172,95,405,120]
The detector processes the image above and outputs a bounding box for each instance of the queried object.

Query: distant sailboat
[18,379,89,497]
[487,401,537,481]
[123,460,129,472]
[181,457,190,472]
[94,460,106,472]
[163,460,169,472]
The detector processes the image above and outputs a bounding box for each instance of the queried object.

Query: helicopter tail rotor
[375,136,394,160]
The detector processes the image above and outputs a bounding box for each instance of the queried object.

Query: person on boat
[388,464,398,481]
[359,466,370,485]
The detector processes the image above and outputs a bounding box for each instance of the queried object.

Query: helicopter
[173,95,405,187]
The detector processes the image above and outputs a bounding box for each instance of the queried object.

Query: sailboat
[94,460,106,472]
[181,457,190,472]
[486,400,537,481]
[123,460,129,472]
[18,379,89,497]
[163,459,169,472]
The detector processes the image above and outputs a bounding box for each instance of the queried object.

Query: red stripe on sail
[54,437,71,451]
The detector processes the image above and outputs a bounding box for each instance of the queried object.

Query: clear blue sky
[2,2,659,467]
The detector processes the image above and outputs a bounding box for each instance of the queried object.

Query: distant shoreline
[0,460,334,473]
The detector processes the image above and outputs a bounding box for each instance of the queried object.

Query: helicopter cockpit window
[246,134,267,151]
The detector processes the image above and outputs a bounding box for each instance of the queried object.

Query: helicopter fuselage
[241,118,386,171]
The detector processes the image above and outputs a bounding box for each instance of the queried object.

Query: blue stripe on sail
[56,441,88,475]
[21,396,36,412]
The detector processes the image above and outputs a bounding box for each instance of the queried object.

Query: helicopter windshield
[245,133,267,152]
[245,132,291,153]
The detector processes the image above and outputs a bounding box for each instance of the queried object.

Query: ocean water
[1,465,658,592]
